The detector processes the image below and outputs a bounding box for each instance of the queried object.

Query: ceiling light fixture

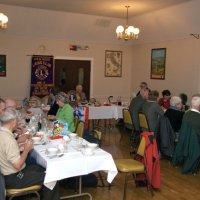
[116,6,140,41]
[0,13,8,29]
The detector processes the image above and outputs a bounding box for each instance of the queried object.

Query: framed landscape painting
[105,50,122,77]
[150,48,166,80]
[0,55,6,77]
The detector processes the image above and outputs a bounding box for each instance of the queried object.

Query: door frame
[54,56,94,98]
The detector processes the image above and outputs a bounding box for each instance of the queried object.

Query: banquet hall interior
[0,0,200,200]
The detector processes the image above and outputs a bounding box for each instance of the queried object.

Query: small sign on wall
[0,55,6,77]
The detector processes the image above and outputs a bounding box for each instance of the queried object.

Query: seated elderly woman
[164,96,184,133]
[48,92,75,132]
[142,90,164,133]
[75,84,87,104]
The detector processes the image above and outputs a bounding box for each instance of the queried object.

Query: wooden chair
[138,112,150,131]
[6,185,41,200]
[115,136,152,200]
[75,121,85,138]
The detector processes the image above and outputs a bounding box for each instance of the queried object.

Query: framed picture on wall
[150,48,166,80]
[105,50,122,77]
[0,55,6,77]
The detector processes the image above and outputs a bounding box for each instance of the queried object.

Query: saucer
[82,151,95,156]
[46,147,59,156]
[33,140,45,145]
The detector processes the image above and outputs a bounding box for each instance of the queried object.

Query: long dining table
[31,137,118,199]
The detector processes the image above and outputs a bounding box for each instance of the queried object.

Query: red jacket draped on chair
[141,131,160,189]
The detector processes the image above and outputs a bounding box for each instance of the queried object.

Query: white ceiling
[0,0,193,18]
[0,0,199,45]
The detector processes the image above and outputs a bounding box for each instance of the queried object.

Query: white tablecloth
[88,105,125,120]
[32,139,118,190]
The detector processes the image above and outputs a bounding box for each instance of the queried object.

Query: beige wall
[131,38,200,100]
[0,35,132,104]
[1,2,200,105]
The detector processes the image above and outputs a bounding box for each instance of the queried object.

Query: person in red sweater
[158,89,171,110]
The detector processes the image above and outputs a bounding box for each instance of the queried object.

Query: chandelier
[0,13,8,29]
[116,6,140,41]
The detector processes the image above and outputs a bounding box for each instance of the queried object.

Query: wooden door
[54,59,91,100]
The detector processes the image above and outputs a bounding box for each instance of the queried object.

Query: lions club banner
[30,55,54,98]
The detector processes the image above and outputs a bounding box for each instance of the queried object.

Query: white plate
[82,151,95,156]
[33,140,44,145]
[46,147,59,156]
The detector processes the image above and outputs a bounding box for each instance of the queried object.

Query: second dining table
[31,136,118,199]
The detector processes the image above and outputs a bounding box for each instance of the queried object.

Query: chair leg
[97,172,105,187]
[123,173,128,200]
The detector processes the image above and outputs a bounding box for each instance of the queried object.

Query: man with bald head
[5,98,31,143]
[5,98,17,109]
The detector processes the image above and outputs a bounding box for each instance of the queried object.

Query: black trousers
[4,165,59,200]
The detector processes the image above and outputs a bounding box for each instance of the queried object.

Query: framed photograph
[0,55,6,77]
[150,48,166,79]
[105,50,122,77]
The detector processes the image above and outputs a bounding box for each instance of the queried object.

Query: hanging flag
[30,55,54,98]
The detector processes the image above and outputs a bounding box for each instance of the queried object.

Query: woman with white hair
[164,96,184,132]
[48,92,75,132]
[75,84,87,104]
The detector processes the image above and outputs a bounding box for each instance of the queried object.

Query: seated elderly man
[129,88,149,146]
[172,95,200,173]
[142,90,164,133]
[182,95,200,135]
[4,98,30,144]
[0,108,59,200]
[129,88,149,132]
[164,96,184,133]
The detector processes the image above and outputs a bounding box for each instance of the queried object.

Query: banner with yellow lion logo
[30,55,54,98]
